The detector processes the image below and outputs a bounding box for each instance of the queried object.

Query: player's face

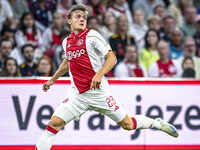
[68,11,87,32]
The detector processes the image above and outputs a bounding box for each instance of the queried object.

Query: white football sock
[35,125,58,150]
[133,115,162,130]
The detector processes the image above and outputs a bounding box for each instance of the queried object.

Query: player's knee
[48,120,59,128]
[121,122,133,131]
[47,119,65,131]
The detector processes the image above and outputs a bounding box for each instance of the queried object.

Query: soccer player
[35,4,179,150]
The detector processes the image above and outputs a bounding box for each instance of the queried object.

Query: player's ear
[68,18,72,25]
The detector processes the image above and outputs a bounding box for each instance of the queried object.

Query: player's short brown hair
[68,4,89,19]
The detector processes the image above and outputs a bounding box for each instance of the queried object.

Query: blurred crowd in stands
[0,0,200,79]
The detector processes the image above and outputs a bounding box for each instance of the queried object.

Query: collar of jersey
[70,28,88,38]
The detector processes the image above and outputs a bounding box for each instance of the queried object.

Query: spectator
[168,0,192,26]
[20,44,38,76]
[147,15,162,31]
[53,29,71,72]
[182,67,195,78]
[0,0,17,31]
[128,9,148,53]
[139,29,160,72]
[178,37,200,79]
[15,12,44,52]
[0,27,15,47]
[1,57,21,77]
[160,16,176,42]
[181,56,195,78]
[29,0,57,30]
[57,0,73,19]
[114,45,147,77]
[149,40,182,77]
[1,28,22,65]
[179,6,197,37]
[193,15,200,57]
[154,5,168,20]
[133,0,165,20]
[35,55,54,77]
[87,0,106,23]
[43,10,68,51]
[87,16,100,31]
[108,0,133,24]
[87,0,105,15]
[8,0,29,22]
[109,14,135,63]
[99,11,116,42]
[182,56,195,69]
[169,27,184,59]
[0,39,13,74]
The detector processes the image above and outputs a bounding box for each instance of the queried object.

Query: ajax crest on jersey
[77,39,84,46]
[169,65,176,73]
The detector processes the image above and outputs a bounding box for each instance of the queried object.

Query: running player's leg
[118,114,162,130]
[35,105,76,150]
[92,91,179,138]
[118,114,179,138]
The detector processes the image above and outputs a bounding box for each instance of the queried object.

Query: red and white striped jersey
[62,28,111,93]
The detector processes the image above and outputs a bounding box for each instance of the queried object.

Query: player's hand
[90,73,102,90]
[42,80,55,92]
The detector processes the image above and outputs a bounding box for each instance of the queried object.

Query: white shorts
[53,86,127,124]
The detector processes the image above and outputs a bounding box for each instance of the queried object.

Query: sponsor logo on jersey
[67,49,85,60]
[77,39,84,46]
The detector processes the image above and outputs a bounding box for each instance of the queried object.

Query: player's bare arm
[43,59,69,92]
[90,50,117,89]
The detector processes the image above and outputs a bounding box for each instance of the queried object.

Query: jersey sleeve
[90,30,112,56]
[62,38,68,59]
